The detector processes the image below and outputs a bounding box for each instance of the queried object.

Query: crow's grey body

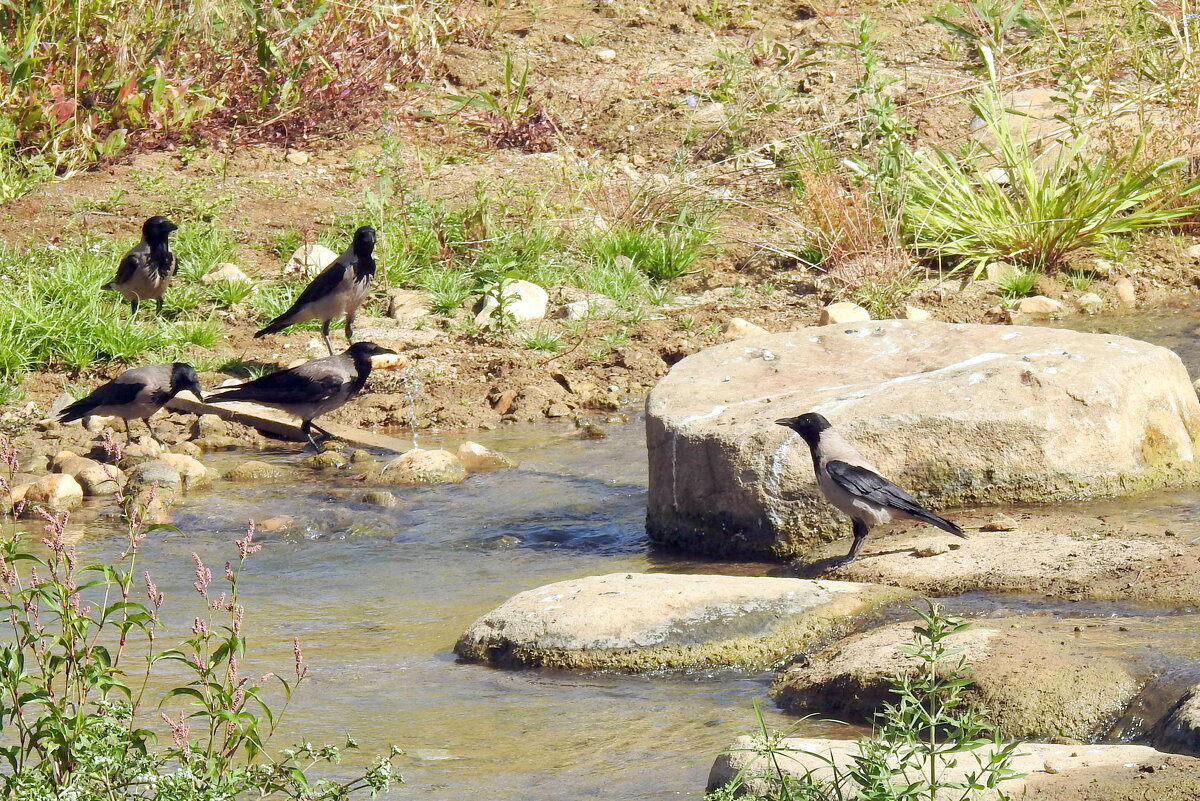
[776,413,965,563]
[58,363,204,442]
[104,216,178,315]
[255,227,377,355]
[208,342,395,447]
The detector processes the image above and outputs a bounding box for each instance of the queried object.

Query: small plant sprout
[998,269,1039,299]
[523,330,563,352]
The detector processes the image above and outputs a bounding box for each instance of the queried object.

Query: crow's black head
[345,341,395,359]
[143,216,178,243]
[169,363,204,403]
[352,226,377,256]
[774,412,831,447]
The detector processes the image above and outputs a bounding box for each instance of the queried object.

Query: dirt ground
[3,0,1200,452]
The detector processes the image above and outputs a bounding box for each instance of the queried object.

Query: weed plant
[0,439,400,798]
[709,603,1023,801]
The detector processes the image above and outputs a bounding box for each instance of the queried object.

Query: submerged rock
[224,461,286,482]
[379,449,467,485]
[456,442,515,473]
[708,737,1200,800]
[646,321,1200,558]
[303,451,349,470]
[772,620,1137,741]
[455,573,912,671]
[361,490,399,508]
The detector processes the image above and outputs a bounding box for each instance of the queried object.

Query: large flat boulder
[454,573,912,671]
[708,737,1200,800]
[646,321,1200,558]
[772,620,1138,741]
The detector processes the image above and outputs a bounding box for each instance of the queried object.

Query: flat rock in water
[454,573,912,671]
[380,449,467,484]
[646,321,1200,558]
[772,619,1137,741]
[224,461,286,482]
[708,737,1200,800]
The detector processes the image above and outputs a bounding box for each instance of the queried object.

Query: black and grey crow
[775,412,965,563]
[255,226,378,356]
[58,363,204,442]
[104,216,179,315]
[208,341,397,448]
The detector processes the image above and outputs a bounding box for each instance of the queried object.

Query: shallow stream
[42,301,1200,798]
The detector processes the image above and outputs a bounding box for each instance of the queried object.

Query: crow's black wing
[211,369,346,406]
[58,379,144,422]
[826,460,964,536]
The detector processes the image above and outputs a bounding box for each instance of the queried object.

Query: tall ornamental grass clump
[901,92,1200,276]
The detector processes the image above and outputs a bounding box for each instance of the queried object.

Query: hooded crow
[208,341,397,448]
[775,412,965,563]
[58,363,204,442]
[104,216,179,315]
[255,226,377,355]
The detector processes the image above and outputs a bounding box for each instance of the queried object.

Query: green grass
[522,330,563,352]
[174,223,238,283]
[997,269,1038,299]
[207,280,255,309]
[581,207,717,281]
[902,91,1200,276]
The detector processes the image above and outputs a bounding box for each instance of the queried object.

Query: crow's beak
[774,418,794,428]
[188,383,205,403]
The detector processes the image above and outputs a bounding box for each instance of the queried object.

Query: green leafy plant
[207,279,255,308]
[902,92,1200,276]
[447,55,562,151]
[522,330,563,351]
[997,269,1038,299]
[709,602,1023,801]
[927,0,1042,72]
[0,442,400,799]
[582,207,717,282]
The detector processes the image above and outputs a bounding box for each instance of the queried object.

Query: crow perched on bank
[208,341,399,448]
[58,363,204,442]
[255,226,378,356]
[103,216,179,315]
[775,412,965,564]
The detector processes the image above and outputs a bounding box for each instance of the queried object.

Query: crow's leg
[122,418,133,445]
[300,420,322,450]
[344,312,356,345]
[155,297,165,315]
[321,319,334,356]
[842,519,870,564]
[309,421,336,439]
[130,298,140,316]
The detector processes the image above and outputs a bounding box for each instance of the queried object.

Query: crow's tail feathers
[57,401,95,425]
[102,281,116,291]
[914,509,967,539]
[254,315,291,338]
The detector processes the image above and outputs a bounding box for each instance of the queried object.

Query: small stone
[47,392,75,419]
[903,305,932,321]
[117,438,165,469]
[22,474,84,513]
[1015,295,1063,315]
[492,390,519,415]
[819,302,871,325]
[193,414,228,440]
[914,542,951,557]
[473,280,549,326]
[258,516,294,531]
[1091,258,1115,277]
[1114,276,1137,308]
[456,442,516,473]
[1076,292,1104,313]
[721,318,770,341]
[76,463,125,496]
[379,449,467,485]
[349,449,376,464]
[303,451,349,470]
[577,422,608,440]
[546,402,572,418]
[23,453,49,472]
[285,149,309,165]
[285,243,337,277]
[224,461,286,482]
[51,451,81,472]
[83,415,118,432]
[559,295,617,320]
[156,453,211,491]
[126,460,184,496]
[1043,760,1064,774]
[985,261,1020,283]
[170,441,203,458]
[596,48,617,62]
[362,490,399,508]
[1186,244,1200,260]
[387,289,430,322]
[982,513,1019,532]
[200,263,252,286]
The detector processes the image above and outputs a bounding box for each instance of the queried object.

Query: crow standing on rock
[255,226,377,356]
[208,341,400,448]
[58,363,204,443]
[775,412,966,564]
[104,216,178,315]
